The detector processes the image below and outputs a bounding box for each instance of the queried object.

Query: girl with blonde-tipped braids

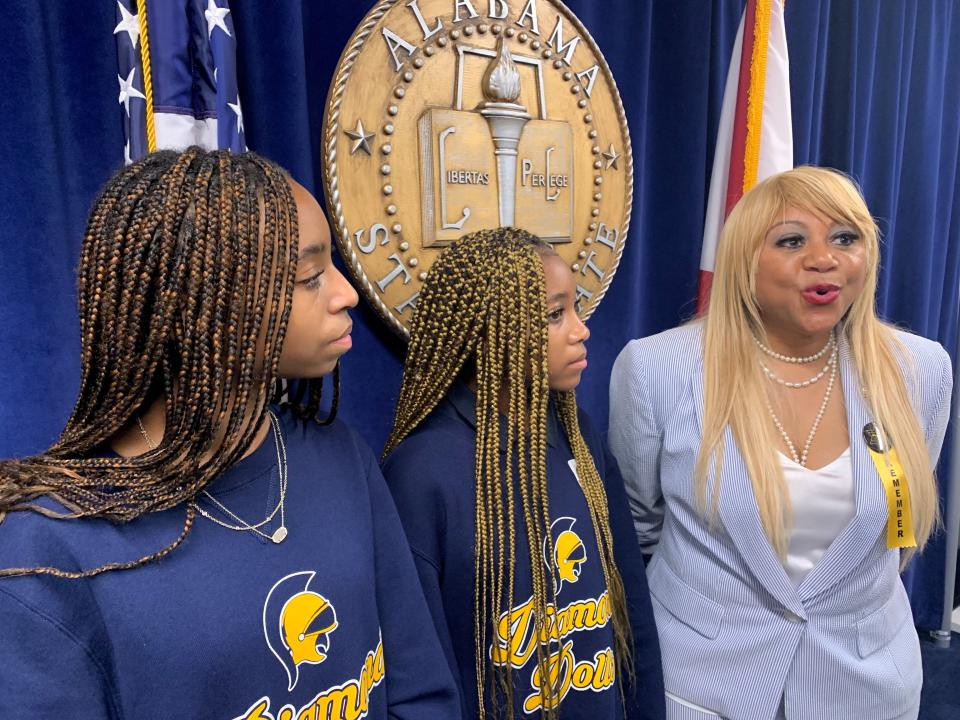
[382,227,665,720]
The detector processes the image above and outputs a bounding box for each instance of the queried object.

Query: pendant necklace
[137,411,289,543]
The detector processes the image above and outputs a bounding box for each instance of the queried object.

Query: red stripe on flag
[697,270,714,314]
[724,0,758,220]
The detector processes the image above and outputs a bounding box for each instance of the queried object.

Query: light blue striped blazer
[609,322,952,720]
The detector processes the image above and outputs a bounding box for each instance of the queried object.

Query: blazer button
[782,610,803,623]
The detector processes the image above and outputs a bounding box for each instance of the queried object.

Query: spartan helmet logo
[263,571,339,691]
[543,517,587,593]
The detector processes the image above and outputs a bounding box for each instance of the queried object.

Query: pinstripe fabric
[609,321,952,720]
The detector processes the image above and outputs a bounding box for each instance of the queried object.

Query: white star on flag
[117,67,146,116]
[205,0,232,38]
[113,1,140,48]
[228,97,244,135]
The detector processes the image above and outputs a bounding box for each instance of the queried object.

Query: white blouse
[663,450,856,718]
[780,448,855,587]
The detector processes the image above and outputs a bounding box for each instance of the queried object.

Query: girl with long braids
[382,227,664,719]
[0,148,458,719]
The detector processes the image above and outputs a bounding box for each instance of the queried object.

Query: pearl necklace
[760,347,837,389]
[755,334,833,364]
[765,349,838,467]
[137,412,289,543]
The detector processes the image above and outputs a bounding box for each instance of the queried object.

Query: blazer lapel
[797,335,888,601]
[692,362,806,617]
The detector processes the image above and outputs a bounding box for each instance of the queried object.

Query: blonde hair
[697,166,938,562]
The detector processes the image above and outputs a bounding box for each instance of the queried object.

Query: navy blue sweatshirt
[383,382,665,719]
[0,407,459,720]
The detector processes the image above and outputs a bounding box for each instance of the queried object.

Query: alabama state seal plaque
[323,0,632,337]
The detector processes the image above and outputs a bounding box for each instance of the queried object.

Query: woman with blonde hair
[610,166,951,719]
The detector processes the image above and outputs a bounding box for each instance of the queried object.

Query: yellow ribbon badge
[863,423,917,549]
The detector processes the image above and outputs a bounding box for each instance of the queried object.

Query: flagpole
[935,335,960,647]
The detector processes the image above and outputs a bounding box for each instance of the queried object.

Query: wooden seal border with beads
[323,0,633,338]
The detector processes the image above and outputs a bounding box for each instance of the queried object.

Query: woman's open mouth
[802,284,840,306]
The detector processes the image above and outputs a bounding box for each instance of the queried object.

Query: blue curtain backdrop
[0,0,958,629]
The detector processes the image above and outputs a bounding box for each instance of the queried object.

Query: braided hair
[383,227,633,719]
[0,147,337,578]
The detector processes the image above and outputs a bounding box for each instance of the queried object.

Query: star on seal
[344,119,375,156]
[602,143,621,170]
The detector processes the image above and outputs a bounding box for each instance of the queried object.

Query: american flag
[114,0,245,162]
